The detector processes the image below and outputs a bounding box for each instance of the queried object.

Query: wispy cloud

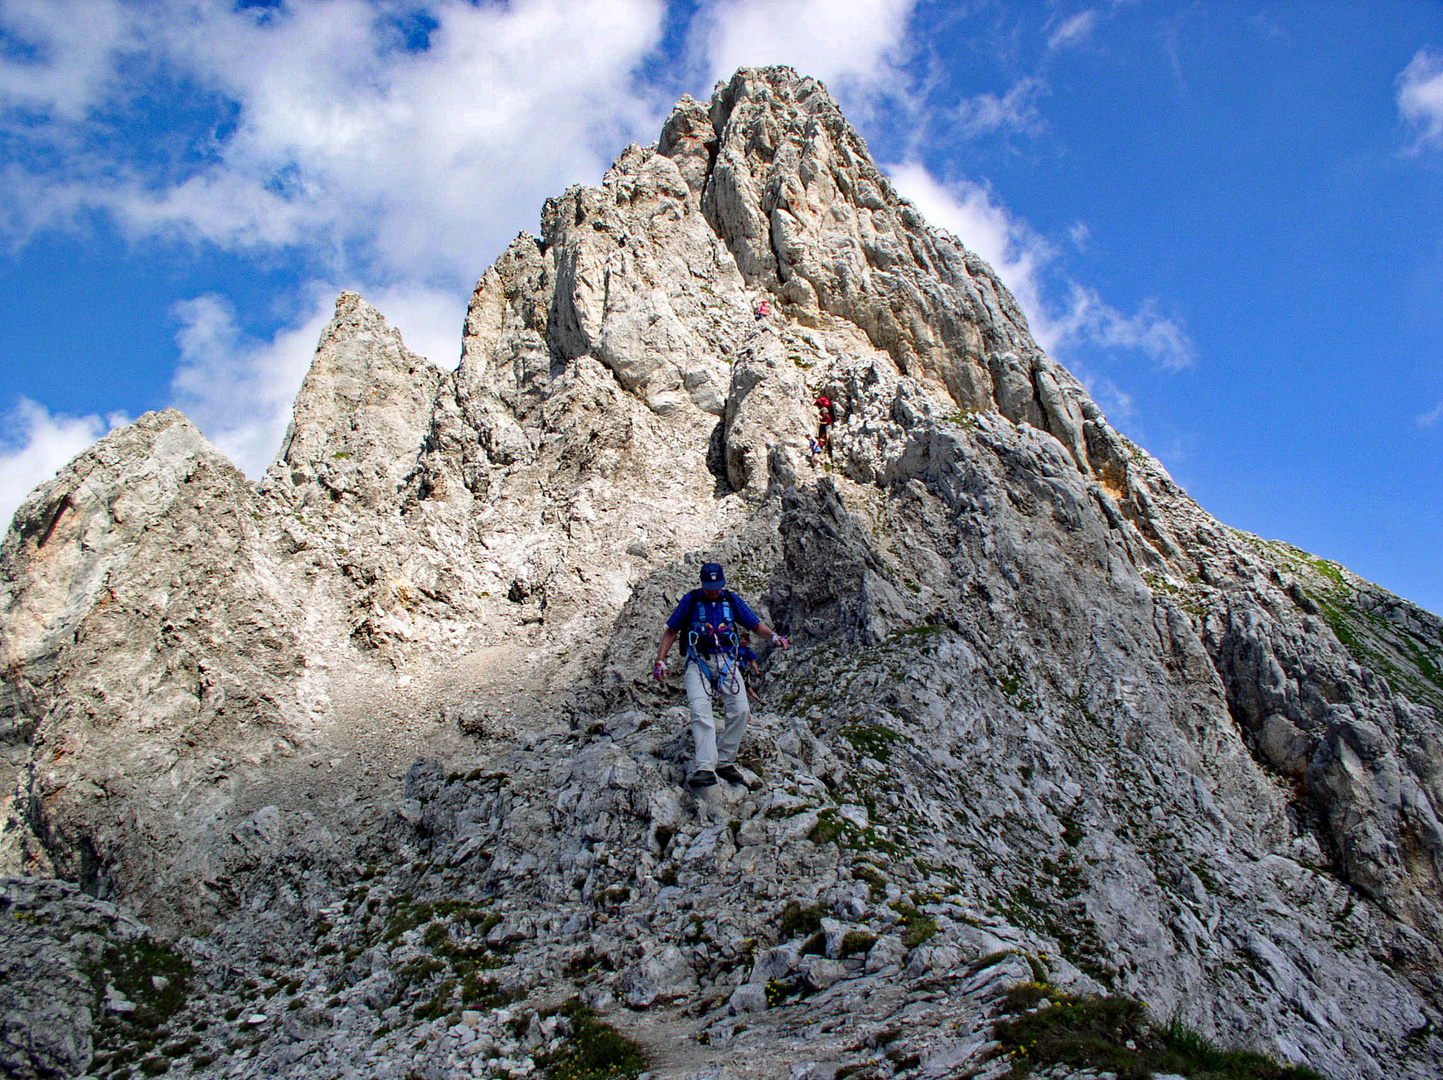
[0,0,138,122]
[887,162,1194,374]
[0,0,672,284]
[0,399,128,531]
[1053,284,1195,370]
[1047,10,1098,52]
[1398,47,1443,151]
[697,0,918,91]
[955,77,1048,138]
[887,162,1053,334]
[1417,400,1443,429]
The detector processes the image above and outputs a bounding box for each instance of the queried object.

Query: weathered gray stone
[620,945,699,1007]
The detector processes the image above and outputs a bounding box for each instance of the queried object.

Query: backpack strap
[686,590,740,658]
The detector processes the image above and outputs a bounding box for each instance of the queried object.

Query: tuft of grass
[994,983,1325,1079]
[891,902,938,949]
[809,808,901,855]
[838,930,876,958]
[839,723,903,763]
[779,900,826,938]
[534,999,646,1080]
[810,809,846,845]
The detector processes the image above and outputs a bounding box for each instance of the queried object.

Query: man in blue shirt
[653,562,790,788]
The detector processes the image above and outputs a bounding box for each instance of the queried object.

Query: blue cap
[700,563,726,589]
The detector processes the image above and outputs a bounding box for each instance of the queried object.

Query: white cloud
[955,77,1047,138]
[170,283,467,479]
[697,0,917,91]
[887,162,1054,340]
[1047,10,1098,52]
[1398,48,1443,151]
[1052,284,1195,370]
[1417,400,1443,429]
[887,161,1194,371]
[0,0,671,284]
[0,399,128,532]
[0,0,137,122]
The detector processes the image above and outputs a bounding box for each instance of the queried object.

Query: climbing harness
[686,591,743,698]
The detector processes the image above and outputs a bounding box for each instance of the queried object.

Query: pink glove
[653,662,667,682]
[773,635,791,650]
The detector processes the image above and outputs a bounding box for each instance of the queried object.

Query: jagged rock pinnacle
[266,291,445,509]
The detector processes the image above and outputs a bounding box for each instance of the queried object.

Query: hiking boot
[688,769,718,789]
[716,764,745,785]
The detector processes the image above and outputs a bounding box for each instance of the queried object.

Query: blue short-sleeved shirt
[738,646,758,667]
[666,589,762,636]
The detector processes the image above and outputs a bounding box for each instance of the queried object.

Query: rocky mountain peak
[266,291,446,509]
[1,66,1441,1080]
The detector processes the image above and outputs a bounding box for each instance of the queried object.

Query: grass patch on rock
[890,902,938,949]
[84,936,193,1076]
[839,722,902,763]
[779,899,826,938]
[534,998,646,1080]
[994,982,1325,1079]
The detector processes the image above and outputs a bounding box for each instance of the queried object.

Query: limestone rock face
[0,411,305,915]
[697,68,1092,465]
[266,292,445,509]
[0,65,1441,1080]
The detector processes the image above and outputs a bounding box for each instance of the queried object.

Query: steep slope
[0,412,309,906]
[1,66,1441,1080]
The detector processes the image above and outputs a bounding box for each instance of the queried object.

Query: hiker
[653,563,789,788]
[807,436,823,468]
[755,299,770,321]
[815,395,835,448]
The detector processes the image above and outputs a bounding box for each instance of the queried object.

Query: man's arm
[730,592,790,650]
[653,625,681,682]
[657,626,680,665]
[749,621,789,649]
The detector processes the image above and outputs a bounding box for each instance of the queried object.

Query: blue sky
[1,0,1440,615]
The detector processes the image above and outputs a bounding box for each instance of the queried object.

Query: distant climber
[653,563,789,788]
[815,394,835,449]
[807,435,823,468]
[754,299,770,321]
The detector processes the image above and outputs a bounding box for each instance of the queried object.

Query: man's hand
[653,661,667,682]
[773,635,791,650]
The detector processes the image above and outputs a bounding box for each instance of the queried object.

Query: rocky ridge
[1,67,1442,1080]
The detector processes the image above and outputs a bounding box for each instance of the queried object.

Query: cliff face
[1,67,1441,1080]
